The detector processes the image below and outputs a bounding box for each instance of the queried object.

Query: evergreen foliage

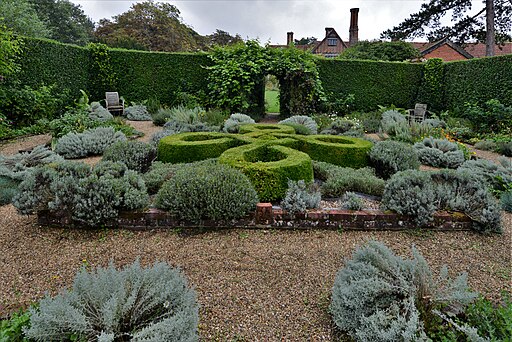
[338,40,420,61]
[55,127,127,159]
[102,141,157,173]
[0,176,19,206]
[331,241,477,342]
[13,161,148,226]
[458,158,512,194]
[222,113,255,133]
[281,180,321,214]
[314,161,385,197]
[155,163,258,221]
[501,191,512,213]
[417,58,444,111]
[369,140,420,179]
[25,260,199,341]
[340,192,364,211]
[125,104,152,121]
[0,145,63,181]
[279,115,318,134]
[414,137,466,169]
[382,169,502,233]
[317,59,423,111]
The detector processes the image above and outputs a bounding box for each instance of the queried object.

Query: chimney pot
[349,8,359,47]
[287,31,294,45]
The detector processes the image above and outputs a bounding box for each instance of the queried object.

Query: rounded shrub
[414,137,465,169]
[26,260,199,341]
[238,123,295,134]
[103,140,157,173]
[157,132,240,163]
[219,143,313,202]
[55,127,127,159]
[0,176,19,205]
[369,140,420,179]
[501,191,512,212]
[299,135,372,168]
[155,163,258,221]
[278,115,318,134]
[331,241,476,341]
[382,169,501,233]
[124,104,152,121]
[222,113,255,133]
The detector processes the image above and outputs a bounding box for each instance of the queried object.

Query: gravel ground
[0,205,510,340]
[0,122,511,340]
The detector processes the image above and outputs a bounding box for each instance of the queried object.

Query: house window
[327,38,337,46]
[324,53,338,58]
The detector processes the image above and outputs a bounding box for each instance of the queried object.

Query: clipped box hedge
[15,37,90,101]
[238,123,296,134]
[298,135,372,168]
[444,54,512,109]
[109,49,211,105]
[317,59,424,111]
[219,143,313,202]
[157,132,241,163]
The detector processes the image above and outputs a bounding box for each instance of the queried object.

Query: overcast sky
[70,0,469,44]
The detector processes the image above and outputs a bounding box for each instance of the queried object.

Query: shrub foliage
[25,260,199,342]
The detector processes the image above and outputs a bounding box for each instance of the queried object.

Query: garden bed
[37,206,474,231]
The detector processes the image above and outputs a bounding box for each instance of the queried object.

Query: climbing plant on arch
[157,124,372,201]
[206,40,324,120]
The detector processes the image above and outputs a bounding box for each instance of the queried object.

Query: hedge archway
[206,40,324,120]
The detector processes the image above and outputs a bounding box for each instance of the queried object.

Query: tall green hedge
[15,37,90,101]
[317,59,424,111]
[109,49,211,105]
[444,54,512,109]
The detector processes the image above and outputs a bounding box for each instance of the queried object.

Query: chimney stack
[349,8,359,47]
[287,32,294,45]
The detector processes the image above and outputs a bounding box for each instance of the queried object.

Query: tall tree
[205,29,243,47]
[0,0,50,38]
[381,0,512,56]
[338,40,420,61]
[94,1,202,52]
[294,37,318,45]
[28,0,94,45]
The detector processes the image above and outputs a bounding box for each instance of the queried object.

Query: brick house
[412,38,512,61]
[272,8,360,58]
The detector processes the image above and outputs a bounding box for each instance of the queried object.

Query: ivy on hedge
[416,58,444,112]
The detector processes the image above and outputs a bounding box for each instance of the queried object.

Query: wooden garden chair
[105,92,124,115]
[408,103,428,123]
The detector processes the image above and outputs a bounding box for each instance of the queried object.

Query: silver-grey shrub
[281,179,321,214]
[382,169,502,233]
[25,260,199,342]
[222,113,255,133]
[330,241,476,342]
[102,141,157,173]
[458,158,512,193]
[501,191,512,212]
[369,140,420,179]
[0,145,63,181]
[13,161,148,226]
[279,115,318,134]
[143,159,217,194]
[125,104,152,121]
[414,137,465,168]
[155,163,258,222]
[340,192,364,210]
[55,127,127,158]
[89,101,113,121]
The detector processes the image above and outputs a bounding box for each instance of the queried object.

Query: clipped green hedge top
[157,132,241,163]
[219,143,313,201]
[239,123,296,134]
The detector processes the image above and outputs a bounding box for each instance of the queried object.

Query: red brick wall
[424,44,468,61]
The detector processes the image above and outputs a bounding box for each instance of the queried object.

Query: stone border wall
[37,205,473,231]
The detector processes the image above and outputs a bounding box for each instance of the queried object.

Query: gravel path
[0,122,511,340]
[0,205,510,340]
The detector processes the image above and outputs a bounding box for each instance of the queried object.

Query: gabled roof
[463,42,512,58]
[420,38,474,59]
[311,28,348,54]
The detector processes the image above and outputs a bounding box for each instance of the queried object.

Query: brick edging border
[37,204,473,231]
